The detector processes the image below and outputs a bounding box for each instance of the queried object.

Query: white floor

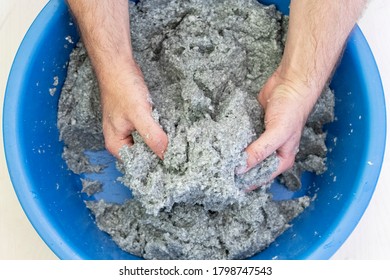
[0,0,389,260]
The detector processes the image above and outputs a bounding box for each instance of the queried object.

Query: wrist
[95,55,141,90]
[266,65,323,120]
[278,64,322,97]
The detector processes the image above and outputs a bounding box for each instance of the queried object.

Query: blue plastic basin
[3,0,386,259]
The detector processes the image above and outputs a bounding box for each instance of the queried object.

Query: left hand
[238,67,317,184]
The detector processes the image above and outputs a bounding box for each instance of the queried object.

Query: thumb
[133,112,168,159]
[241,129,283,173]
[239,128,298,181]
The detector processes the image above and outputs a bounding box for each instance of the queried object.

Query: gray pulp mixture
[57,0,334,259]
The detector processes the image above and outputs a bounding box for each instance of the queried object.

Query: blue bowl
[3,0,386,259]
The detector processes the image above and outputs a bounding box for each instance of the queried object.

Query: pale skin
[240,0,368,187]
[67,0,168,159]
[67,0,367,187]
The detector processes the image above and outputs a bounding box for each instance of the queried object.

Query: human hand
[99,61,168,159]
[66,0,167,159]
[234,0,366,191]
[239,67,318,185]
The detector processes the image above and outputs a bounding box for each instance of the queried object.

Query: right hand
[99,60,168,159]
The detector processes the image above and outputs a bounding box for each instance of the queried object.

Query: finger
[244,174,277,192]
[103,123,134,158]
[268,152,296,181]
[237,129,285,174]
[244,157,295,193]
[133,113,168,159]
[243,148,297,193]
[244,185,262,192]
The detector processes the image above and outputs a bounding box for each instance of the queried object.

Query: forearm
[281,0,367,102]
[66,0,134,83]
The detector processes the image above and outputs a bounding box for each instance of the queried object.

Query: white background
[0,0,389,259]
